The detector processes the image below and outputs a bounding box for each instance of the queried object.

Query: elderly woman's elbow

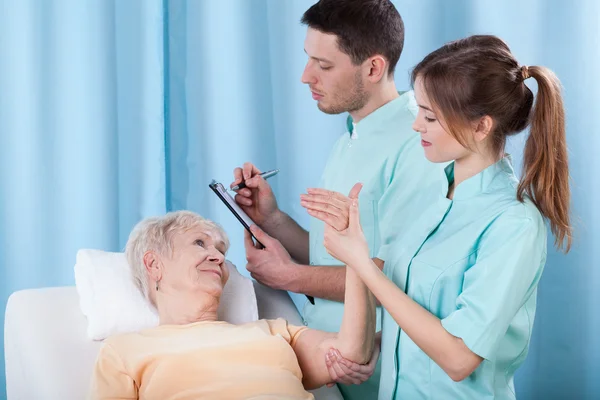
[355,349,373,365]
[338,343,373,365]
[301,377,318,390]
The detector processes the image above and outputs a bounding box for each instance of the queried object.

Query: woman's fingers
[333,349,370,376]
[300,198,345,218]
[347,183,363,200]
[301,191,351,231]
[326,352,341,382]
[306,209,347,231]
[306,187,347,199]
[331,360,358,385]
[302,190,350,211]
[336,362,366,383]
[333,350,370,382]
[326,350,364,385]
[347,197,365,235]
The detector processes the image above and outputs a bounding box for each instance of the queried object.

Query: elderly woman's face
[161,226,229,297]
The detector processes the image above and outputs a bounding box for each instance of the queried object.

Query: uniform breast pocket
[408,252,476,318]
[407,259,444,310]
[322,196,378,262]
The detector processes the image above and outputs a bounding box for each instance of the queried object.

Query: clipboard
[209,179,265,249]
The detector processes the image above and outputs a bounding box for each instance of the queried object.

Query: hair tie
[521,65,530,81]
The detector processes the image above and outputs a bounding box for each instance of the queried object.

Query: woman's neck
[448,151,501,199]
[155,291,220,326]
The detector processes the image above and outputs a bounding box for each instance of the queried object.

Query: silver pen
[230,169,279,191]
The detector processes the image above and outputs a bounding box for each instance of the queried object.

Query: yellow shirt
[89,318,312,400]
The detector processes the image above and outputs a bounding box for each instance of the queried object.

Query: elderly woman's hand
[325,332,381,386]
[300,184,362,231]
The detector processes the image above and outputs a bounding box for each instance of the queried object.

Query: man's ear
[365,55,388,84]
[143,251,162,281]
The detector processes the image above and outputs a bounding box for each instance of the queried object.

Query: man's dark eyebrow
[303,49,333,64]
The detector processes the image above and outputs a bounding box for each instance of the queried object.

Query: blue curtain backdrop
[0,0,598,398]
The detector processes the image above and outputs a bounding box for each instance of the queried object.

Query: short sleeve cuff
[441,313,498,361]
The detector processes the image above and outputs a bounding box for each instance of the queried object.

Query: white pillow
[74,249,258,340]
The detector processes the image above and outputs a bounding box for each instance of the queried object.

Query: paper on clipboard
[209,180,265,248]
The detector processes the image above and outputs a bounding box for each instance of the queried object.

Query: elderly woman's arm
[292,266,376,389]
[290,185,376,389]
[89,343,137,399]
[247,188,376,390]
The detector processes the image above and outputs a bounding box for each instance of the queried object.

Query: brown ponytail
[411,35,572,252]
[517,66,572,252]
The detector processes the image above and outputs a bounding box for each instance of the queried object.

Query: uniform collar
[346,91,415,136]
[445,156,516,200]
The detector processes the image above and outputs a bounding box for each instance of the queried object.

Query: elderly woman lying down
[89,210,376,399]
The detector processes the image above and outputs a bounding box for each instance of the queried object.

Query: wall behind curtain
[0,0,598,398]
[0,0,167,396]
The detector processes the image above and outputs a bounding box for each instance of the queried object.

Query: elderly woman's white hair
[125,210,229,301]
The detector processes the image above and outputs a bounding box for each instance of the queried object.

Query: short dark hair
[301,0,404,76]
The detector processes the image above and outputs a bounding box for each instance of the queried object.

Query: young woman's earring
[156,280,159,291]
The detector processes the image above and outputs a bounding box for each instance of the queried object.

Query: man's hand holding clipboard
[223,164,315,304]
[208,180,266,249]
[209,166,280,249]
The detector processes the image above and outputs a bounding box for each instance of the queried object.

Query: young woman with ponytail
[302,35,572,399]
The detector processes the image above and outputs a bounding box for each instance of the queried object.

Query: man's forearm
[262,210,310,265]
[288,258,384,302]
[290,265,346,301]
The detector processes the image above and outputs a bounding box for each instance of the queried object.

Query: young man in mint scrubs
[231,1,446,398]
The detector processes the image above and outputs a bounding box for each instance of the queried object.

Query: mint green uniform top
[379,157,547,400]
[301,91,447,400]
